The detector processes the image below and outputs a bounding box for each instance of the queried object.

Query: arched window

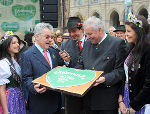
[139,8,148,19]
[110,11,120,28]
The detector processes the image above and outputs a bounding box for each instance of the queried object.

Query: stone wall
[65,0,150,30]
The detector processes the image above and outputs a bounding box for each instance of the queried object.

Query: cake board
[32,67,103,97]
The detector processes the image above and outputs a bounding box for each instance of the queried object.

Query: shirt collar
[98,33,107,45]
[78,35,86,42]
[35,43,48,54]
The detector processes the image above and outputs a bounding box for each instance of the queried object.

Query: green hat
[64,17,83,29]
[113,25,126,32]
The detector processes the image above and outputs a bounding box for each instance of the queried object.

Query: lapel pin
[138,64,140,68]
[52,54,55,59]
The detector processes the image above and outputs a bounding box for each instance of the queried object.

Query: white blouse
[124,62,128,82]
[0,58,21,85]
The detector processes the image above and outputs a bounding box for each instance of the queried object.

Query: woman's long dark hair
[126,15,149,74]
[0,35,21,65]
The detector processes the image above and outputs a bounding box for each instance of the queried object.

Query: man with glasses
[21,22,64,114]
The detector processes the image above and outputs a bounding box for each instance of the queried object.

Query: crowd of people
[0,12,150,114]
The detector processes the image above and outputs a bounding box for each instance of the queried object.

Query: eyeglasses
[40,34,52,39]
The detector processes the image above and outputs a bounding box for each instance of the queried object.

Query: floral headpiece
[0,31,13,45]
[128,13,142,28]
[77,23,83,27]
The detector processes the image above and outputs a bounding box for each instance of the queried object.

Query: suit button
[130,90,132,92]
[106,57,110,60]
[129,77,131,80]
[129,84,132,86]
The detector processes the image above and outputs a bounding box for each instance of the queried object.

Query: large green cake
[46,67,96,88]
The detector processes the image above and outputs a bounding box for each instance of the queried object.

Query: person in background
[54,30,63,48]
[24,33,34,47]
[59,17,86,114]
[21,23,64,114]
[108,26,116,36]
[55,32,63,48]
[114,25,126,40]
[19,40,29,54]
[62,33,70,42]
[118,13,150,114]
[76,16,126,114]
[0,31,26,114]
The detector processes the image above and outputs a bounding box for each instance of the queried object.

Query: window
[90,0,100,4]
[74,0,83,6]
[78,0,83,5]
[74,0,77,6]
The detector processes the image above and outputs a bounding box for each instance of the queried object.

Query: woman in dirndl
[118,13,150,114]
[0,31,26,114]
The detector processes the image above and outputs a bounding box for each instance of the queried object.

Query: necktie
[78,41,82,51]
[97,43,99,47]
[43,50,51,67]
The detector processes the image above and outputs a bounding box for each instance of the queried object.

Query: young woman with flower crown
[0,32,26,114]
[118,13,150,114]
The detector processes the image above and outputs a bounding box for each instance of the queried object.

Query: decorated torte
[46,67,96,88]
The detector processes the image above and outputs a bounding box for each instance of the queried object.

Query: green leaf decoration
[52,54,55,59]
[12,4,36,21]
[46,68,96,88]
[0,0,13,6]
[1,22,19,32]
[31,0,38,3]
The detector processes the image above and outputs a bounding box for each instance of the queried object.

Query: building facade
[66,0,150,30]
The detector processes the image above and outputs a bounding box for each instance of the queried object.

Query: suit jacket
[77,35,126,110]
[128,44,150,111]
[21,45,63,114]
[61,38,86,68]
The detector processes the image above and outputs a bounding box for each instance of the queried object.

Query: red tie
[43,50,51,67]
[78,41,82,51]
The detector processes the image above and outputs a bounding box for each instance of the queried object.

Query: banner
[0,0,40,35]
[124,0,132,5]
[124,0,132,21]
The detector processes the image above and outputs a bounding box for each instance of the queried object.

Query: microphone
[52,44,70,58]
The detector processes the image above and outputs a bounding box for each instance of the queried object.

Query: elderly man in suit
[76,16,127,114]
[21,23,63,114]
[59,17,86,114]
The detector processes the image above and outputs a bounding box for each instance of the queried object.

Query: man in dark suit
[21,23,63,114]
[77,16,126,114]
[60,17,86,114]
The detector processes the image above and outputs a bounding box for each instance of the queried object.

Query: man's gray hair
[83,16,104,31]
[34,22,53,35]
